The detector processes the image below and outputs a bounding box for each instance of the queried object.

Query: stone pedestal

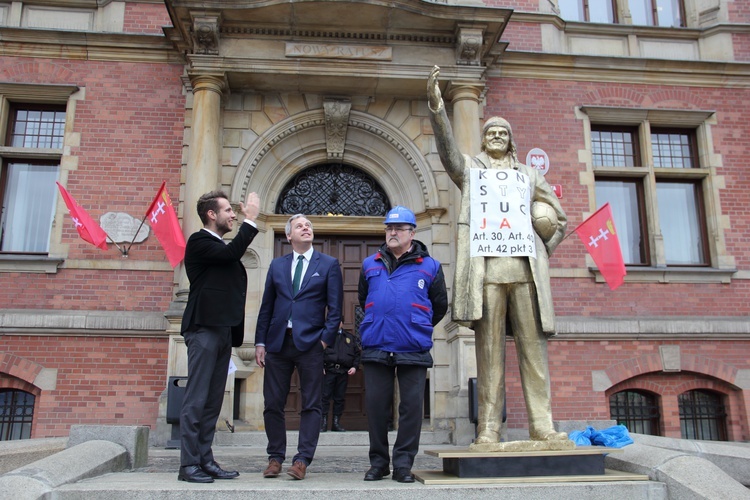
[416,447,649,485]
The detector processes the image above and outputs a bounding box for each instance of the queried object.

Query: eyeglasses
[384,226,413,233]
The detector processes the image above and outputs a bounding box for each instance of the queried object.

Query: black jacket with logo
[324,328,362,374]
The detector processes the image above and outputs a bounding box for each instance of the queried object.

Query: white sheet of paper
[469,168,536,258]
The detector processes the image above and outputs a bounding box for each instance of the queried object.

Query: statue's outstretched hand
[427,65,442,110]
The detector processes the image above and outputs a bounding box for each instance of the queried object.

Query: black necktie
[293,255,304,295]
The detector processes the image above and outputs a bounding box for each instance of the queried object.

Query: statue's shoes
[473,430,500,444]
[530,430,569,441]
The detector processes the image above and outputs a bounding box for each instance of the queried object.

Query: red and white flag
[146,182,186,267]
[56,182,109,251]
[574,203,626,290]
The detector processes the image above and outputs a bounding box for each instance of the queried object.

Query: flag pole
[105,233,125,255]
[562,204,609,242]
[124,213,149,257]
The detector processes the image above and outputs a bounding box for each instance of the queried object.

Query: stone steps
[213,429,452,447]
[52,471,667,500]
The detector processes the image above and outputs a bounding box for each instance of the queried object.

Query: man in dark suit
[255,214,343,480]
[178,190,260,484]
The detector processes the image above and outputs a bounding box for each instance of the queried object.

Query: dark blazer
[255,250,343,352]
[181,222,259,347]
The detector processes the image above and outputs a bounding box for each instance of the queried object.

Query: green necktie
[293,255,304,295]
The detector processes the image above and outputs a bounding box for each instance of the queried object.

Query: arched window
[609,389,661,435]
[0,389,35,440]
[276,164,390,216]
[678,389,727,441]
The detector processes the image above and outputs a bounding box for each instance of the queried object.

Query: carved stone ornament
[456,26,484,66]
[323,99,351,160]
[192,16,220,55]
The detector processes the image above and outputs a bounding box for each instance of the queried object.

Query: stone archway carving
[230,109,439,214]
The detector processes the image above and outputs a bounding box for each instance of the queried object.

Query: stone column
[446,82,483,157]
[156,73,227,447]
[167,74,225,346]
[174,73,226,300]
[182,73,226,239]
[445,81,485,445]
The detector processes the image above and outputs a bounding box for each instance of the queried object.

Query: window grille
[678,389,727,441]
[276,164,390,216]
[9,107,66,149]
[609,390,661,435]
[0,390,35,440]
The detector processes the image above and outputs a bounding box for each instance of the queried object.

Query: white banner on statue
[469,168,536,258]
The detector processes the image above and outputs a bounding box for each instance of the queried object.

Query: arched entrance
[230,104,444,433]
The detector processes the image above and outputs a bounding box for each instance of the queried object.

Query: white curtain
[1,163,59,252]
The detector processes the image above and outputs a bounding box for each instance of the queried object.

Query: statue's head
[481,116,518,161]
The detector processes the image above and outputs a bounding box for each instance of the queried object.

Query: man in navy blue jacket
[255,214,343,480]
[358,206,447,483]
[179,190,259,484]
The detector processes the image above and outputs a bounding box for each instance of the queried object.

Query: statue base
[415,446,648,485]
[469,438,576,453]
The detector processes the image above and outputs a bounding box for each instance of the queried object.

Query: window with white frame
[559,0,686,27]
[559,0,617,23]
[581,106,724,274]
[0,104,65,253]
[628,0,685,27]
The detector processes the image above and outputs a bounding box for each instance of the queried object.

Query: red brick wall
[732,33,750,62]
[124,3,173,34]
[502,21,543,52]
[0,52,182,438]
[0,57,186,312]
[0,336,169,437]
[728,0,750,23]
[0,270,174,311]
[498,339,750,441]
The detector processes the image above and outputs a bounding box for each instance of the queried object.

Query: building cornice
[554,316,750,340]
[0,309,169,337]
[0,27,184,64]
[491,51,750,88]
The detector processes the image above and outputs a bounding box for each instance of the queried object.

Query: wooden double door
[275,233,383,431]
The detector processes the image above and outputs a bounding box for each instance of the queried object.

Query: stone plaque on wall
[285,42,392,60]
[100,212,150,244]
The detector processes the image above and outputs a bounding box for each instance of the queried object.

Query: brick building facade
[1,0,748,445]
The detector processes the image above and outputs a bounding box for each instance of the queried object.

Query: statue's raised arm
[427,65,443,112]
[426,65,466,186]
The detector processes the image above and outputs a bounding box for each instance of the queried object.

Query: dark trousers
[321,371,348,416]
[263,334,324,465]
[363,362,427,470]
[179,325,232,466]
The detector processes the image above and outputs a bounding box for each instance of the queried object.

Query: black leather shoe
[201,460,239,479]
[178,465,214,483]
[392,467,415,483]
[364,466,390,481]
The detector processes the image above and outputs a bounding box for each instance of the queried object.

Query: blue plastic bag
[590,424,633,448]
[568,426,594,446]
[569,424,633,448]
